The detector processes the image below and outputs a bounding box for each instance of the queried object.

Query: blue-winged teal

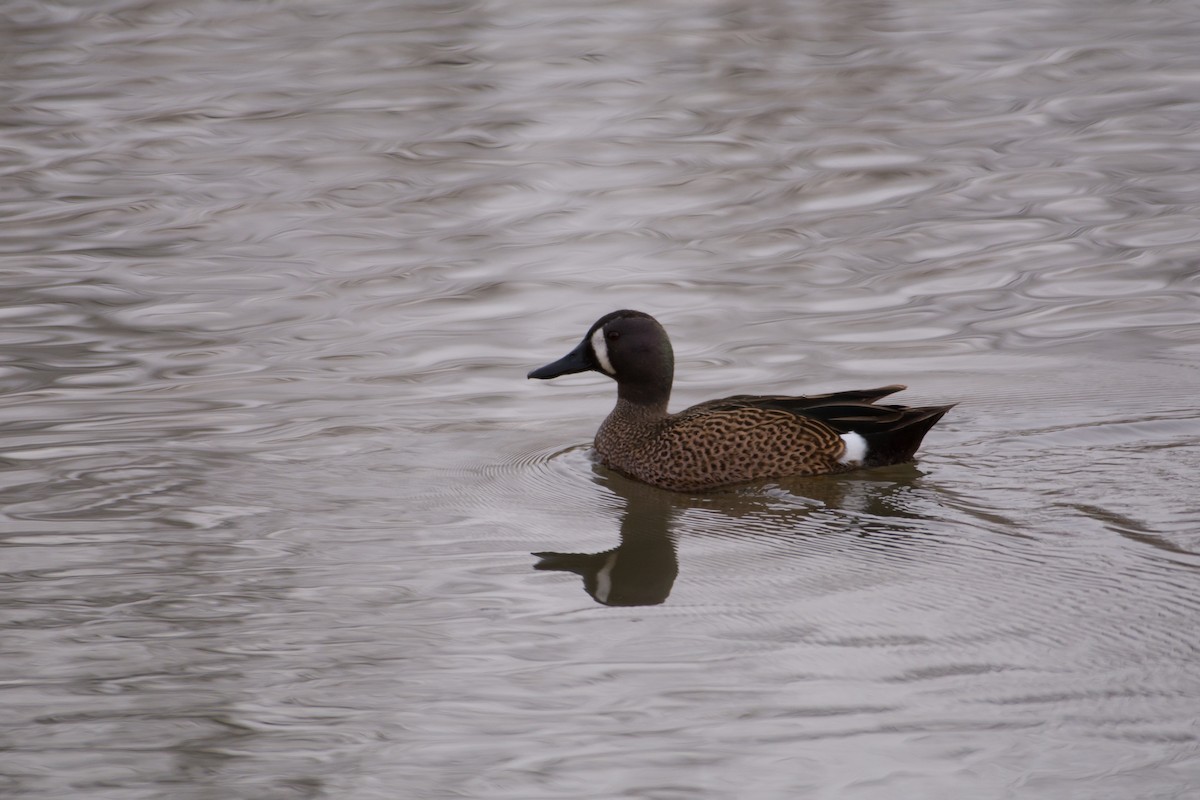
[528,310,954,492]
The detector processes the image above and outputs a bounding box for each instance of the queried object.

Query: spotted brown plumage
[528,310,954,492]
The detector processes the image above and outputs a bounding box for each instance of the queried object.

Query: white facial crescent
[591,327,615,375]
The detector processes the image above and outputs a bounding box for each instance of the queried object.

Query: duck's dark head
[527,310,674,406]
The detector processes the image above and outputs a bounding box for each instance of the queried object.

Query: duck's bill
[528,340,591,379]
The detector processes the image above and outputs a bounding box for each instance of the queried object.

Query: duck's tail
[858,404,956,466]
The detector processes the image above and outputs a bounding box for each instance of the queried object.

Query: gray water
[3,1,1200,798]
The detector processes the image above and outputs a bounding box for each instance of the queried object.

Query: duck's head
[527,310,674,405]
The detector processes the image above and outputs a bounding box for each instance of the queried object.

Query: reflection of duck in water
[534,463,941,606]
[534,473,679,607]
[529,310,954,492]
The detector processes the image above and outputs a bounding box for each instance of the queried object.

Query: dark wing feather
[688,384,907,415]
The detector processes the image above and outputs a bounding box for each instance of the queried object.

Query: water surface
[2,1,1199,798]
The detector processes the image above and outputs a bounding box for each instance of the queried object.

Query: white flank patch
[838,432,868,465]
[591,327,615,375]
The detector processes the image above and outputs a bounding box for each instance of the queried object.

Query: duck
[527,310,954,492]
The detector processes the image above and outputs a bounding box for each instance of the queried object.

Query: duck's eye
[606,331,620,341]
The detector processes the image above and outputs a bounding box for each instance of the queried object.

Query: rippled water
[3,0,1200,798]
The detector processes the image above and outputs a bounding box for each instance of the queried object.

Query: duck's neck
[611,397,669,426]
[615,380,670,417]
[596,391,670,466]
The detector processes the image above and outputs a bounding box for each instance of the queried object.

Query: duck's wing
[686,384,908,415]
[683,386,953,467]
